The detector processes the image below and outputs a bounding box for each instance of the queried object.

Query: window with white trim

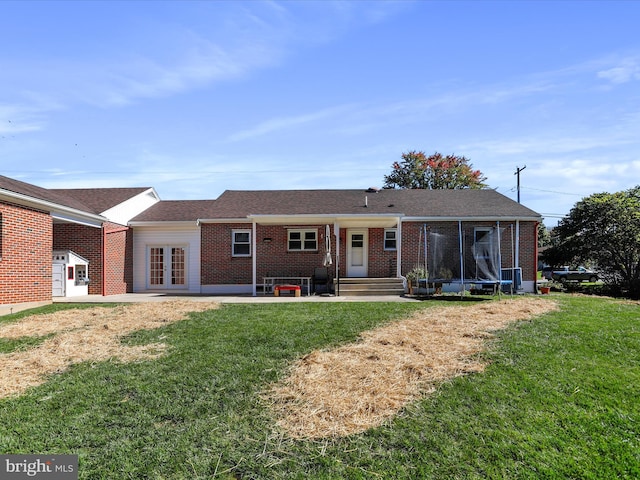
[288,229,317,251]
[384,228,397,250]
[232,230,251,257]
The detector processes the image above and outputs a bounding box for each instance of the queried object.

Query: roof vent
[366,187,379,193]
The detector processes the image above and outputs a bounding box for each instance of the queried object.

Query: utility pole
[514,165,526,203]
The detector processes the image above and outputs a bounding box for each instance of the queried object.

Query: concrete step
[337,278,405,296]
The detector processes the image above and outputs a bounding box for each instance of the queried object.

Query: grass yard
[0,296,638,479]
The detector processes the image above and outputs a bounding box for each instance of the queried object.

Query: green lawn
[0,297,638,479]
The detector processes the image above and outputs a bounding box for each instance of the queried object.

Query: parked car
[545,266,599,283]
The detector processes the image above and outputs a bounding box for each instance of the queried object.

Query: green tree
[383,151,488,190]
[543,186,640,298]
[538,223,552,249]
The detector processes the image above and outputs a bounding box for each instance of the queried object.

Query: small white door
[347,229,368,277]
[52,264,65,297]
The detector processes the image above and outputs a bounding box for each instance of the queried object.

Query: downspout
[515,220,520,292]
[252,220,257,297]
[533,221,539,294]
[515,220,520,271]
[496,221,502,297]
[101,225,106,296]
[334,222,340,296]
[458,220,464,296]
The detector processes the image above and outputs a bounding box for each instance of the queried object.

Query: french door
[147,245,187,289]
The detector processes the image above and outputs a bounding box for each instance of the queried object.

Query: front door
[147,246,187,289]
[347,229,368,277]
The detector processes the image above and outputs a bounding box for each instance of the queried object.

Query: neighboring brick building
[0,201,52,305]
[1,176,159,309]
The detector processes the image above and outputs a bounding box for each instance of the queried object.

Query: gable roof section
[198,189,541,220]
[129,200,218,223]
[0,175,93,212]
[0,176,160,227]
[51,187,154,214]
[0,175,107,226]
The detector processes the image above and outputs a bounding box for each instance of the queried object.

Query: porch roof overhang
[1,189,105,228]
[245,213,402,228]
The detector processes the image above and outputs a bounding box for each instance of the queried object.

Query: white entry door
[147,246,187,289]
[346,229,368,277]
[52,264,65,297]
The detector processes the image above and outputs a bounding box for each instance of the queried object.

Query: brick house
[0,175,159,310]
[130,188,542,296]
[1,175,541,310]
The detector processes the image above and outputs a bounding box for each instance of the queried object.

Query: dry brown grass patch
[0,301,219,398]
[268,297,558,439]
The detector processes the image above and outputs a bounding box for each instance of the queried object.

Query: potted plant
[405,265,428,295]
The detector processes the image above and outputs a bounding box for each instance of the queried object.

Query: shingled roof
[51,187,153,214]
[0,175,93,212]
[196,188,541,220]
[130,200,219,222]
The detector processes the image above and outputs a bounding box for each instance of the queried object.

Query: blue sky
[2,1,639,226]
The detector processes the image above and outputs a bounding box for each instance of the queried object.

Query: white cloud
[0,103,51,135]
[228,104,356,141]
[597,58,640,84]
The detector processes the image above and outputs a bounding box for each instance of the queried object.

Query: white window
[384,228,397,250]
[232,230,251,257]
[288,229,317,251]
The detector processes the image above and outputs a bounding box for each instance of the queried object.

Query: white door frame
[146,245,188,290]
[346,229,368,277]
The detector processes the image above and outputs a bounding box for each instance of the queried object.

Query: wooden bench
[274,285,301,297]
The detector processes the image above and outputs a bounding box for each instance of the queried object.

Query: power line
[520,186,586,197]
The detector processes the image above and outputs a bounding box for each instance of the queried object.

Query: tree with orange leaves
[383,151,487,190]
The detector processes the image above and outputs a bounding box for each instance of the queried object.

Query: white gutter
[1,189,105,227]
[403,215,541,223]
[196,218,251,225]
[129,221,198,228]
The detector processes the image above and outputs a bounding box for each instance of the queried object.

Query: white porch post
[515,220,520,269]
[334,222,340,296]
[396,217,402,278]
[252,220,257,297]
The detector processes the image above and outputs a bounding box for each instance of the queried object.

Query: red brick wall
[202,223,251,284]
[518,221,538,283]
[334,228,397,278]
[53,223,103,294]
[200,221,538,285]
[53,222,133,296]
[0,201,52,304]
[103,223,133,295]
[201,223,338,284]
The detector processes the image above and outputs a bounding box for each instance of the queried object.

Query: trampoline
[413,222,522,295]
